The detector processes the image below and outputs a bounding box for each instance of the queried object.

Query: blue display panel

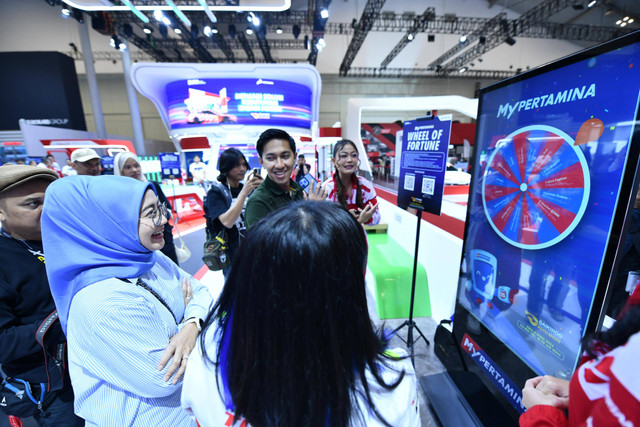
[166,78,312,130]
[454,32,640,418]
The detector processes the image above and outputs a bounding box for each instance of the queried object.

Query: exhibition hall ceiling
[3,0,640,78]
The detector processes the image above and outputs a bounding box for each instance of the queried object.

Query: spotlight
[229,24,237,39]
[212,27,219,34]
[316,37,326,51]
[154,9,163,21]
[143,26,153,34]
[587,0,596,6]
[505,36,516,46]
[624,16,630,21]
[249,12,260,27]
[459,35,467,43]
[246,27,253,35]
[621,22,627,27]
[407,33,414,41]
[616,19,622,24]
[110,35,126,50]
[61,6,71,16]
[158,23,168,38]
[427,34,435,42]
[459,67,467,73]
[320,8,329,19]
[276,26,283,34]
[174,28,182,34]
[122,23,133,38]
[203,25,213,36]
[292,24,301,39]
[162,16,171,26]
[630,19,635,23]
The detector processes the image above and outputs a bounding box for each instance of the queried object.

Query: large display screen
[166,78,312,130]
[453,32,640,418]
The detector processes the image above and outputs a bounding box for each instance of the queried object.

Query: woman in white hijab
[114,152,180,265]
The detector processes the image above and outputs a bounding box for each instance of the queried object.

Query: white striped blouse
[66,252,212,426]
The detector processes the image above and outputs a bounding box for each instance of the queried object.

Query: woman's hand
[522,375,570,410]
[356,202,376,224]
[181,278,192,308]
[158,322,199,384]
[306,181,328,201]
[239,173,263,198]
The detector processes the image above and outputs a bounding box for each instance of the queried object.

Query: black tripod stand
[391,209,430,365]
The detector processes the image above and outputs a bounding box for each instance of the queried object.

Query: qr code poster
[404,174,415,191]
[422,176,435,195]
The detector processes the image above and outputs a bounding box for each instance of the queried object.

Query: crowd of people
[3,126,638,426]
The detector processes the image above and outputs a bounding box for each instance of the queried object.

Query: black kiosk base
[420,371,515,426]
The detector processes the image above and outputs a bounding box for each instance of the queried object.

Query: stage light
[587,0,596,7]
[121,0,149,23]
[459,67,467,73]
[276,26,283,34]
[197,0,217,23]
[211,27,218,34]
[174,28,182,34]
[292,24,301,39]
[247,12,260,27]
[229,24,237,39]
[320,8,329,19]
[621,22,627,27]
[623,16,630,21]
[459,35,467,43]
[616,19,622,24]
[154,10,163,21]
[630,19,635,23]
[61,6,71,16]
[143,26,153,34]
[203,25,212,36]
[162,16,171,26]
[407,33,414,41]
[246,27,253,35]
[165,0,192,28]
[110,35,126,51]
[316,37,326,51]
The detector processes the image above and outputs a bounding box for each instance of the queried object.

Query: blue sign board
[397,115,452,215]
[159,152,182,179]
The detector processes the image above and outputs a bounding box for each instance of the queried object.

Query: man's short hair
[256,129,296,157]
[298,154,305,159]
[71,148,100,163]
[0,165,58,196]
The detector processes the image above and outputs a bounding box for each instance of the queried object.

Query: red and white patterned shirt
[322,174,380,225]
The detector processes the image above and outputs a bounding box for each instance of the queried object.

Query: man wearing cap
[0,165,83,425]
[70,148,101,176]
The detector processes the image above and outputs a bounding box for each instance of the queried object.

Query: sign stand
[391,207,430,364]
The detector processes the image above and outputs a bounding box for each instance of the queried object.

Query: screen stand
[391,209,430,364]
[420,371,515,426]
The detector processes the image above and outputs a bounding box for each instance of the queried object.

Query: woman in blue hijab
[41,175,212,426]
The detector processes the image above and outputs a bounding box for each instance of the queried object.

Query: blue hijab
[41,175,157,333]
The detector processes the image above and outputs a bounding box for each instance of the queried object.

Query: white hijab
[113,152,148,182]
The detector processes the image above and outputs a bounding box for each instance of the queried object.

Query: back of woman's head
[217,148,246,183]
[206,201,398,426]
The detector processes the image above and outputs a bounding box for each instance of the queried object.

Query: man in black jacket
[0,165,83,426]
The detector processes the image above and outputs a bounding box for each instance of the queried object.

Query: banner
[398,115,452,214]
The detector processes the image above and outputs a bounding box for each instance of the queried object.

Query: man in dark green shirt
[245,128,326,228]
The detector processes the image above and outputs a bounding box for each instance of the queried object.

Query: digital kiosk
[423,30,640,425]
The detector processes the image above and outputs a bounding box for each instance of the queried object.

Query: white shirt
[182,329,420,426]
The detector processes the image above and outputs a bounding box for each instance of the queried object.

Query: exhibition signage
[159,152,181,179]
[452,33,640,418]
[398,114,452,215]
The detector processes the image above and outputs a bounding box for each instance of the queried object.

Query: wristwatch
[184,317,203,332]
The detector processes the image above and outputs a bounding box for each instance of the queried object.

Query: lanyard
[117,278,178,324]
[0,229,45,261]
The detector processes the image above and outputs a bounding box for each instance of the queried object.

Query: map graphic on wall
[482,124,590,249]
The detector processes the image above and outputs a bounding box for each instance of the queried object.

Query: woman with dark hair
[41,175,212,426]
[114,151,180,265]
[204,148,262,276]
[322,139,380,225]
[519,285,640,426]
[182,201,419,426]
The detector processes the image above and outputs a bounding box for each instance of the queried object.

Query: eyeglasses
[141,202,171,227]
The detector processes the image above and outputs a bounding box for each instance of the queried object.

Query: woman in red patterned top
[519,284,640,426]
[322,139,380,225]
